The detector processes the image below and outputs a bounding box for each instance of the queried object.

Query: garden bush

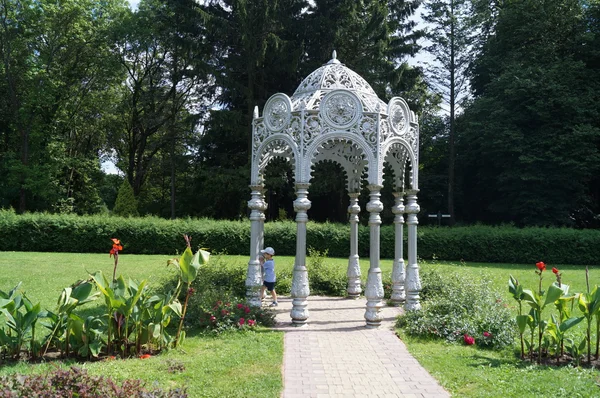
[0,367,186,398]
[396,268,516,349]
[2,209,600,264]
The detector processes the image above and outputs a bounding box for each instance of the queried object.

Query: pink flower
[483,331,492,338]
[221,309,229,316]
[248,319,256,326]
[210,316,216,322]
[239,318,245,326]
[464,334,475,345]
[237,303,244,309]
[244,307,250,314]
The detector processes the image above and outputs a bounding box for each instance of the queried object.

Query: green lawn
[0,251,282,397]
[1,252,600,397]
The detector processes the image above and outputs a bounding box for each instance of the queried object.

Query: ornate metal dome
[290,51,386,113]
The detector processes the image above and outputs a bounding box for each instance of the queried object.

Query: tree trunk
[447,0,456,225]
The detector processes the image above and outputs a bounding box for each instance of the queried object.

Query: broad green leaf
[522,289,540,310]
[543,284,564,307]
[71,282,93,302]
[167,302,182,317]
[89,341,102,357]
[179,247,196,283]
[22,303,41,330]
[560,316,584,333]
[578,293,590,315]
[0,298,13,310]
[194,249,210,266]
[516,315,529,334]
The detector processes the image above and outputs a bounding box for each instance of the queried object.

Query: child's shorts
[263,281,276,291]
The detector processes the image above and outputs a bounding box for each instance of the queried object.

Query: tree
[113,179,139,217]
[421,0,477,223]
[193,0,307,219]
[0,0,128,213]
[109,0,213,218]
[458,0,600,226]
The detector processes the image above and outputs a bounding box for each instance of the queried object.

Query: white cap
[260,247,275,256]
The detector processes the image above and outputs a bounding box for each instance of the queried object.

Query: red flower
[248,319,256,326]
[109,238,123,257]
[210,316,216,322]
[244,307,250,314]
[463,334,475,345]
[188,287,195,296]
[237,303,244,309]
[239,318,245,326]
[221,309,229,316]
[552,267,559,274]
[535,262,546,272]
[139,354,151,359]
[483,331,492,338]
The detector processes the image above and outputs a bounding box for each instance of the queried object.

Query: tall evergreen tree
[421,0,476,223]
[459,0,600,226]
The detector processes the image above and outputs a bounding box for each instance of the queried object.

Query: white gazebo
[246,52,422,328]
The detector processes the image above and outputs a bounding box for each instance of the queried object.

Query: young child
[259,247,278,307]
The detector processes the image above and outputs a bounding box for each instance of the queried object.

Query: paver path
[271,296,451,398]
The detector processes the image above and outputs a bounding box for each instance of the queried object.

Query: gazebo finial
[328,50,341,64]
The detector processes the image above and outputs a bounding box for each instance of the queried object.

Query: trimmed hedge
[1,210,599,265]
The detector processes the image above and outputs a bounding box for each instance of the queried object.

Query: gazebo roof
[290,51,386,113]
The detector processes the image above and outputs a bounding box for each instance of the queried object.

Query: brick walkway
[271,296,451,398]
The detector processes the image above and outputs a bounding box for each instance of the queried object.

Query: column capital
[366,184,383,191]
[392,193,405,215]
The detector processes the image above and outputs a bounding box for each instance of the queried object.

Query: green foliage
[113,180,139,217]
[196,298,276,334]
[459,0,600,226]
[306,248,347,296]
[2,211,600,265]
[0,367,187,397]
[396,269,516,349]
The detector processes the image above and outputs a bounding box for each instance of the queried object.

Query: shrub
[306,248,347,296]
[396,268,516,349]
[196,296,276,334]
[0,367,186,398]
[113,180,139,217]
[2,210,600,265]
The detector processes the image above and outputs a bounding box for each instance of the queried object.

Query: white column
[390,192,406,305]
[290,183,311,325]
[364,184,384,328]
[259,187,266,251]
[246,185,267,307]
[346,193,361,298]
[404,190,421,311]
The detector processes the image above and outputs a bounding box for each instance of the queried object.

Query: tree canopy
[0,0,598,227]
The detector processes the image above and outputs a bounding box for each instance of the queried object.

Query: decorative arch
[251,135,300,185]
[382,138,419,191]
[303,133,372,189]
